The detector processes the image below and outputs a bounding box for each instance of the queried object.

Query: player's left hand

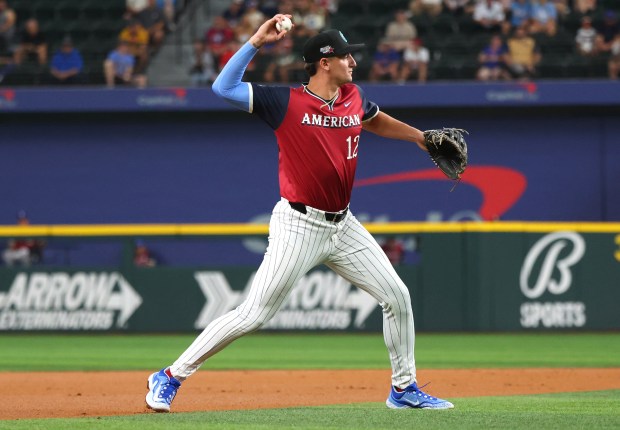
[250,15,293,48]
[423,128,468,180]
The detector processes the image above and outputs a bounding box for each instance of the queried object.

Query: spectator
[222,0,245,28]
[368,39,401,82]
[137,0,167,52]
[278,0,295,15]
[575,16,599,56]
[0,0,16,54]
[119,19,150,72]
[218,39,243,72]
[410,0,443,18]
[262,37,299,82]
[529,0,558,36]
[134,240,157,267]
[595,10,620,54]
[473,0,506,33]
[317,0,338,16]
[14,18,47,66]
[551,0,569,17]
[384,9,418,53]
[243,0,266,30]
[189,40,216,86]
[2,211,45,267]
[47,36,83,85]
[235,14,256,44]
[293,0,326,33]
[476,34,510,80]
[573,0,596,16]
[608,33,620,79]
[506,24,540,78]
[498,0,513,9]
[381,237,405,266]
[157,0,176,29]
[104,41,147,88]
[508,0,533,33]
[125,0,148,20]
[205,15,235,60]
[443,0,475,17]
[398,38,430,83]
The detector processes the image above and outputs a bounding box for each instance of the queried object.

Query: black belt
[289,202,348,223]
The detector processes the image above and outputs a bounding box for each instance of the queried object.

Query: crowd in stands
[192,0,619,84]
[0,0,180,87]
[191,0,333,85]
[1,0,619,86]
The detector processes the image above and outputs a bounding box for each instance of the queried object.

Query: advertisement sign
[518,232,587,328]
[0,229,618,332]
[0,268,382,332]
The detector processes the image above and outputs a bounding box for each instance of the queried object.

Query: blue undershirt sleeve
[211,42,258,112]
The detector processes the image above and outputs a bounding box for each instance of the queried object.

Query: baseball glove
[423,128,468,180]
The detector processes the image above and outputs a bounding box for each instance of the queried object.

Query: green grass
[1,390,619,429]
[0,333,619,428]
[0,333,619,371]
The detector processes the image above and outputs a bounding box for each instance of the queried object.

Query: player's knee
[382,286,412,316]
[235,310,268,333]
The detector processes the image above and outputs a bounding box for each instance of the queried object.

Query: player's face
[328,53,357,85]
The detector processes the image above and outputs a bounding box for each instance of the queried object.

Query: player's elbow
[211,78,235,104]
[211,74,225,98]
[211,78,250,112]
[211,75,237,101]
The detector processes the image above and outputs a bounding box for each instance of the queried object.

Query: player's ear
[320,57,329,71]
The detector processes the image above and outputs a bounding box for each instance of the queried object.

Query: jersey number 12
[346,135,359,160]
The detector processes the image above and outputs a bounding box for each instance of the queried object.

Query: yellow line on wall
[0,221,619,237]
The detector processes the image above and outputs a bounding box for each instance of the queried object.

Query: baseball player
[146,15,454,412]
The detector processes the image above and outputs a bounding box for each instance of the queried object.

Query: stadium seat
[538,54,567,78]
[13,2,34,22]
[32,0,56,22]
[431,13,459,35]
[351,15,388,41]
[411,15,432,38]
[337,0,366,17]
[56,2,82,22]
[330,15,353,33]
[368,0,398,18]
[455,15,479,35]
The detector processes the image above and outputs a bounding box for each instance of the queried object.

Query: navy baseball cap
[302,29,365,63]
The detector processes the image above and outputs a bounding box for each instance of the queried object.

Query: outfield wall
[0,224,618,332]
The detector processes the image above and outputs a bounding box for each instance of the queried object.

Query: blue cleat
[386,383,454,409]
[145,368,181,412]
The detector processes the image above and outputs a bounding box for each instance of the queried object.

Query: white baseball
[276,17,292,32]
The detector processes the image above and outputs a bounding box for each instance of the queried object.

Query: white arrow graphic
[107,274,143,328]
[194,272,245,329]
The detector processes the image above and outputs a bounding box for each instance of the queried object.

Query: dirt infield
[4,368,620,420]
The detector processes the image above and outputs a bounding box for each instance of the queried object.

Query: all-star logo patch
[320,45,334,54]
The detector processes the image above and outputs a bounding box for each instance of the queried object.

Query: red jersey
[251,83,379,212]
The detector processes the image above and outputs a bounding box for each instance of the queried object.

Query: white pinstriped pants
[170,198,416,388]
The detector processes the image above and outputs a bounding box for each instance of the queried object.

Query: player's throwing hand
[249,14,293,48]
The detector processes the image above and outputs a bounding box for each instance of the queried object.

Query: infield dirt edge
[4,368,620,420]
